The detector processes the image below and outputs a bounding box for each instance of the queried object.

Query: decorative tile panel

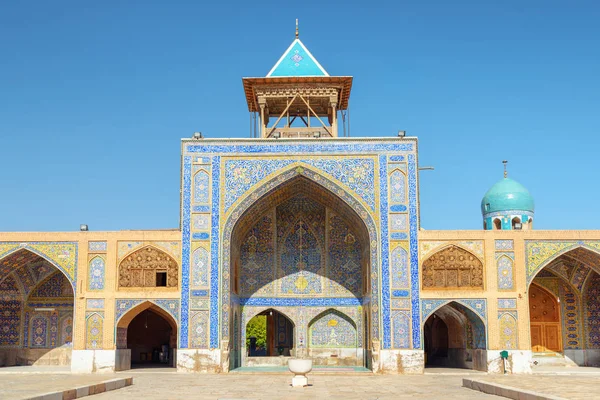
[86,312,103,349]
[189,310,209,349]
[497,254,514,290]
[309,310,357,348]
[86,299,105,309]
[498,311,518,350]
[194,170,210,204]
[30,314,49,347]
[497,298,517,309]
[88,242,107,252]
[390,246,409,289]
[88,256,105,291]
[495,240,514,251]
[391,311,410,349]
[192,214,211,232]
[192,247,210,288]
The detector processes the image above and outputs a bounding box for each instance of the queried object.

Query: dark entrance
[127,309,175,367]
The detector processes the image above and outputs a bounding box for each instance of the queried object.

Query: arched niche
[118,246,179,288]
[421,245,484,290]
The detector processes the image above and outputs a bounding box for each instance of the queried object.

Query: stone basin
[288,358,312,387]
[288,358,312,375]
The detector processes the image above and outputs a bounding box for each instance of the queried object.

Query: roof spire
[295,19,299,39]
[502,160,508,178]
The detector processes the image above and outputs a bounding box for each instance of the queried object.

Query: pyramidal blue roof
[267,39,329,77]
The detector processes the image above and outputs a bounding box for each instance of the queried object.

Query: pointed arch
[218,165,380,350]
[308,308,357,348]
[422,245,484,289]
[0,247,76,291]
[118,245,179,288]
[526,243,600,285]
[116,300,179,330]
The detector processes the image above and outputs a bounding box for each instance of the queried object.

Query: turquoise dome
[481,178,534,216]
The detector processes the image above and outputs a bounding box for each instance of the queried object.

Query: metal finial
[502,160,508,178]
[295,19,299,39]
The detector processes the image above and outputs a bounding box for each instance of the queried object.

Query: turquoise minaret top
[481,162,535,230]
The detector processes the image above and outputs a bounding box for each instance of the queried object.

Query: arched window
[511,217,521,230]
[493,218,502,230]
[483,221,488,230]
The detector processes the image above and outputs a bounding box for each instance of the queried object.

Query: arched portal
[228,172,372,369]
[529,284,561,353]
[527,246,600,366]
[423,302,487,371]
[246,309,294,360]
[116,302,177,369]
[0,249,74,367]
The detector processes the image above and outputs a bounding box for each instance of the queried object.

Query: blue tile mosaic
[191,290,208,297]
[182,140,419,351]
[180,157,192,348]
[379,155,391,348]
[239,297,362,306]
[390,205,407,212]
[390,232,408,240]
[392,290,410,297]
[192,233,210,240]
[223,158,376,212]
[407,154,420,348]
[498,298,517,309]
[388,155,405,162]
[88,242,107,252]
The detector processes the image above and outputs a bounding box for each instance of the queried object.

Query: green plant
[246,315,267,349]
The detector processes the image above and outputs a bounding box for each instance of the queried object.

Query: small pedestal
[288,358,312,388]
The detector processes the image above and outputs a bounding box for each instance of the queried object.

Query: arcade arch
[423,301,487,371]
[116,301,177,369]
[0,249,74,367]
[528,246,600,365]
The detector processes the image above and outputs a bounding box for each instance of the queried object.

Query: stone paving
[474,374,600,400]
[90,371,498,400]
[0,373,124,400]
[2,366,600,400]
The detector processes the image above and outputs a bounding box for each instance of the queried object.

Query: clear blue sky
[1,1,599,232]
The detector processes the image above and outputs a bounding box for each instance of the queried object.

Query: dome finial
[295,18,299,39]
[502,160,508,178]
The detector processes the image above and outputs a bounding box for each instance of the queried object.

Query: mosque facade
[1,33,600,375]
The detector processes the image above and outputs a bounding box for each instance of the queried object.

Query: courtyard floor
[1,366,600,400]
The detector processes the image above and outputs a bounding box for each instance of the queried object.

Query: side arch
[0,246,77,291]
[526,243,600,285]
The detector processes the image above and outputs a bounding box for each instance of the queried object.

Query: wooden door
[529,283,562,353]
